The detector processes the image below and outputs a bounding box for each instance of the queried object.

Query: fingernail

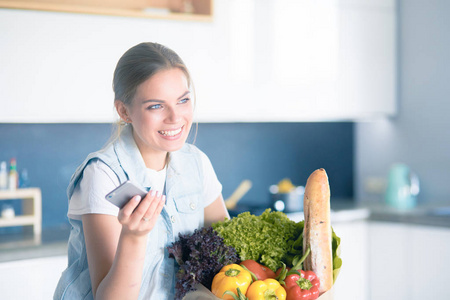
[156,190,161,197]
[161,195,166,203]
[134,195,141,202]
[150,189,157,196]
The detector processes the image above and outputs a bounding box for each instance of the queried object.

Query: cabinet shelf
[0,188,42,244]
[0,215,37,227]
[0,0,213,22]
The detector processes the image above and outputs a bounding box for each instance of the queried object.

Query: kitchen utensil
[270,183,305,213]
[385,163,420,210]
[224,179,252,210]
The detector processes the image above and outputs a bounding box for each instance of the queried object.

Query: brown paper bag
[183,283,335,300]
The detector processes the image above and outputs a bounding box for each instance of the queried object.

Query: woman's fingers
[118,194,143,223]
[142,195,165,222]
[118,189,165,232]
[132,190,158,218]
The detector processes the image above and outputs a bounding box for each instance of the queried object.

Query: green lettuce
[212,209,302,271]
[212,208,342,282]
[332,229,342,283]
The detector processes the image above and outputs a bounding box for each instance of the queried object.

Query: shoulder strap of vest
[66,146,128,200]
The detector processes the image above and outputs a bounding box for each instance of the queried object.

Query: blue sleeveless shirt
[54,125,206,299]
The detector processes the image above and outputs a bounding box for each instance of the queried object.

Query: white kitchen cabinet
[0,0,396,123]
[409,225,450,300]
[332,220,369,300]
[260,0,397,121]
[369,222,450,300]
[368,222,411,300]
[0,255,67,300]
[0,1,232,123]
[336,0,397,120]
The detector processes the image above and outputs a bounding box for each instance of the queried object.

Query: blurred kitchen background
[0,0,449,299]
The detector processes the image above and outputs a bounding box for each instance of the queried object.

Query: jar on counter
[1,204,15,218]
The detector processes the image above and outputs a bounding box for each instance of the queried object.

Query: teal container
[385,163,420,210]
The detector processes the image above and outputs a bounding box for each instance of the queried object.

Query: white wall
[355,0,450,203]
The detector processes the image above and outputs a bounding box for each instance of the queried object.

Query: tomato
[240,260,276,280]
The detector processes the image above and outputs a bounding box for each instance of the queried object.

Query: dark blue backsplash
[0,122,353,229]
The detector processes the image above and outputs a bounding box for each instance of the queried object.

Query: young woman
[54,42,229,300]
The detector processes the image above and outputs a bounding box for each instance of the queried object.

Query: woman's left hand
[118,190,166,237]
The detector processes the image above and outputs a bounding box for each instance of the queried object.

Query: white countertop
[286,207,371,223]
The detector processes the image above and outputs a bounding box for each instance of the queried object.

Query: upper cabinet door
[263,0,341,121]
[336,0,397,120]
[195,0,397,122]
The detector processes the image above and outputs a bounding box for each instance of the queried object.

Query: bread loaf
[303,168,333,294]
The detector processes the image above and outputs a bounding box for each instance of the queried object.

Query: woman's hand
[118,190,165,236]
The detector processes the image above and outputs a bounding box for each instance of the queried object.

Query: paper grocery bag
[183,284,335,300]
[182,284,218,300]
[318,285,335,300]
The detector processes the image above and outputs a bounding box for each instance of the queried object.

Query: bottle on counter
[8,158,18,190]
[19,168,30,188]
[0,161,7,190]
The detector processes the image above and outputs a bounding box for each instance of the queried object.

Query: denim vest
[54,125,205,299]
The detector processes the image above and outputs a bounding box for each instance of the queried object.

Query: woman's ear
[115,100,131,123]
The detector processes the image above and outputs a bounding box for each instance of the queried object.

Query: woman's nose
[165,106,181,123]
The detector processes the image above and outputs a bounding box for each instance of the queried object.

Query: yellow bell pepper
[246,278,287,300]
[211,264,253,300]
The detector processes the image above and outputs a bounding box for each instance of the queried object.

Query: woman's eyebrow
[178,90,190,99]
[141,91,190,104]
[142,99,164,104]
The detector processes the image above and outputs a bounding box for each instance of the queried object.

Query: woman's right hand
[118,190,165,236]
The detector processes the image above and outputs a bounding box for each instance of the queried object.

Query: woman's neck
[141,151,168,171]
[131,128,168,171]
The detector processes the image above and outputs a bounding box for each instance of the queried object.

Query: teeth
[159,127,182,137]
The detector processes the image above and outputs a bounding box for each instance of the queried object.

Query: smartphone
[105,180,148,209]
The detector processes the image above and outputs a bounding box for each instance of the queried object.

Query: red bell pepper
[275,248,320,300]
[284,270,320,300]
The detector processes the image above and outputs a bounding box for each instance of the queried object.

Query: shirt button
[171,215,176,223]
[190,203,196,210]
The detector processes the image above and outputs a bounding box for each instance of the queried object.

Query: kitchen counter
[0,226,69,262]
[2,199,450,262]
[286,198,450,227]
[366,201,450,227]
[286,199,371,223]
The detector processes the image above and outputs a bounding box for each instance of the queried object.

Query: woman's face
[126,68,193,160]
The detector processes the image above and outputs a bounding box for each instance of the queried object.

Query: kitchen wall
[355,0,450,204]
[0,123,353,230]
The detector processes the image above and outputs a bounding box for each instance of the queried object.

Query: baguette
[303,168,333,294]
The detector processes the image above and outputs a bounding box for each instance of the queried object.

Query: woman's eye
[179,98,190,104]
[147,104,162,110]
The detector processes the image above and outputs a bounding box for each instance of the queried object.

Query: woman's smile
[158,125,184,138]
